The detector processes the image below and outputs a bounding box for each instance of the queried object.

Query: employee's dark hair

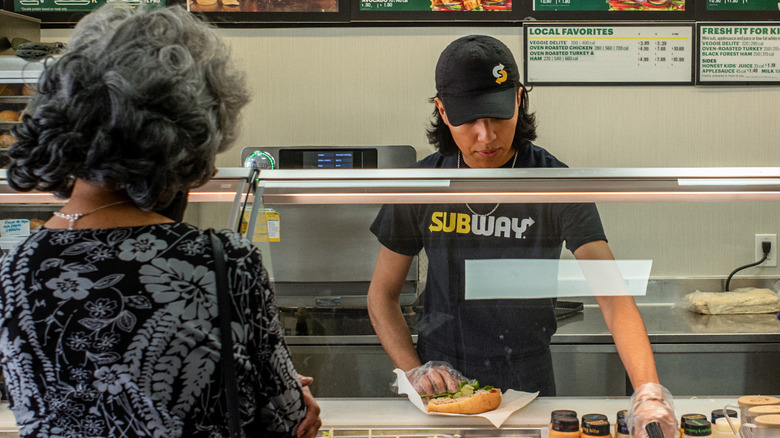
[8,5,249,210]
[426,85,537,156]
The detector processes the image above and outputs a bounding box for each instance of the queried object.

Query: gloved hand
[627,382,678,438]
[394,361,466,396]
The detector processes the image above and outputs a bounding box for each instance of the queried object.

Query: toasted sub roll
[0,110,20,122]
[427,388,502,414]
[0,134,16,148]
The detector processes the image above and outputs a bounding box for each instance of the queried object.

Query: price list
[698,24,780,84]
[706,0,779,11]
[524,24,694,84]
[14,0,164,13]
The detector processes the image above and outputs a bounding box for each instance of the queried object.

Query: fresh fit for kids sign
[698,23,780,84]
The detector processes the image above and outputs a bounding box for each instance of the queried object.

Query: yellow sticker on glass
[241,208,280,243]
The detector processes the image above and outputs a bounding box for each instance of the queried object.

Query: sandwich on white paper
[426,381,502,415]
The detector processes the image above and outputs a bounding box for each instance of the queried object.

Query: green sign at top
[360,0,512,11]
[533,0,684,10]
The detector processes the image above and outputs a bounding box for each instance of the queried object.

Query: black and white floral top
[0,223,305,438]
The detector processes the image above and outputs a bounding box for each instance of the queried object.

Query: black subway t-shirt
[370,141,607,393]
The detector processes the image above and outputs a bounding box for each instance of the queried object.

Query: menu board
[359,0,511,10]
[353,0,521,20]
[705,0,779,11]
[184,0,348,22]
[698,23,780,84]
[13,0,163,13]
[189,0,338,13]
[524,23,694,85]
[533,0,684,12]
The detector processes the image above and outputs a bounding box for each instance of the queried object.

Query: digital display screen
[302,151,355,168]
[279,148,378,169]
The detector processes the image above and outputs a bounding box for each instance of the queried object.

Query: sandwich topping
[426,380,502,414]
[431,380,494,399]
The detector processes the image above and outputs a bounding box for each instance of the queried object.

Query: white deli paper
[393,368,538,428]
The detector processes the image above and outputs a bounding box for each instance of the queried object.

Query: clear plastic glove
[627,382,678,438]
[393,361,466,396]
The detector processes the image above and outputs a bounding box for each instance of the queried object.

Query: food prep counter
[0,396,748,437]
[318,396,742,434]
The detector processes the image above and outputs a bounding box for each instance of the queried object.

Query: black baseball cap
[435,35,520,126]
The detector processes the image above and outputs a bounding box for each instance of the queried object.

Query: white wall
[42,25,780,280]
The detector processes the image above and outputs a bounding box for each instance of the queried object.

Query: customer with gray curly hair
[0,5,320,438]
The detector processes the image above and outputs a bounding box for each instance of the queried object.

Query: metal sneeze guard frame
[4,167,780,206]
[221,166,780,241]
[249,167,780,205]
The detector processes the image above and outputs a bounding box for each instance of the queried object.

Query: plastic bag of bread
[679,287,780,315]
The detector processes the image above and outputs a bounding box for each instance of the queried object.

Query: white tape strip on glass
[464,259,652,299]
[677,178,780,186]
[259,180,451,188]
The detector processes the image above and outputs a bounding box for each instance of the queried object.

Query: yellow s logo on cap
[492,63,507,84]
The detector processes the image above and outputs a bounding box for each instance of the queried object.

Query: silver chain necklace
[457,149,518,217]
[53,200,130,230]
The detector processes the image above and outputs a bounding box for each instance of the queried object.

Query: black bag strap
[208,229,242,438]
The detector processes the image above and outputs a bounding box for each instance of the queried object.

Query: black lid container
[684,419,713,437]
[582,413,611,437]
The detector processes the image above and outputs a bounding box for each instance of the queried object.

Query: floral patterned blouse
[0,223,305,438]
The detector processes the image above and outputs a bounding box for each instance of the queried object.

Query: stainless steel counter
[550,305,780,397]
[556,305,780,343]
[286,304,780,345]
[287,304,780,398]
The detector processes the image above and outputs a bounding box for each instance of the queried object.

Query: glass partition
[2,167,779,398]
[232,167,780,397]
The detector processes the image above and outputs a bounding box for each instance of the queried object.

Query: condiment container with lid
[747,407,780,425]
[683,419,713,438]
[740,415,780,438]
[583,414,609,427]
[615,410,629,438]
[713,410,740,424]
[713,417,741,438]
[582,413,611,438]
[550,410,579,438]
[551,415,581,438]
[681,415,709,438]
[738,397,780,422]
[553,410,579,420]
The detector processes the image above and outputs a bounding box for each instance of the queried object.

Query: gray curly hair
[8,5,249,210]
